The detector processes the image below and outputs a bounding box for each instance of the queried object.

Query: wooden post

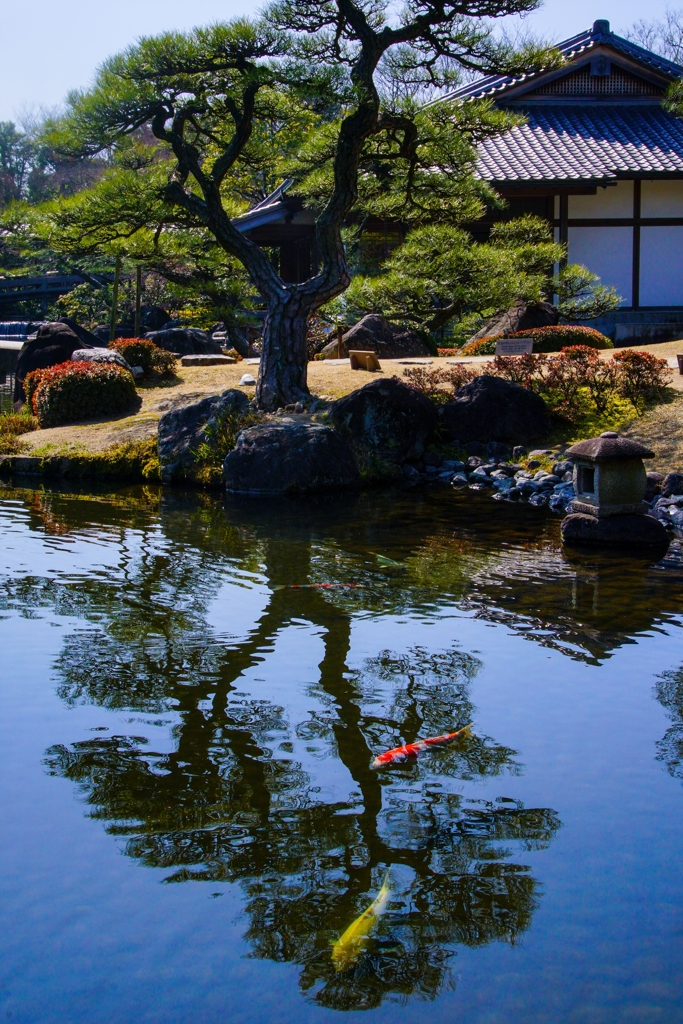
[134,265,142,338]
[559,194,568,271]
[109,256,121,343]
[337,324,344,359]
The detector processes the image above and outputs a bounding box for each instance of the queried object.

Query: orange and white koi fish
[331,871,391,972]
[272,583,361,591]
[371,724,472,768]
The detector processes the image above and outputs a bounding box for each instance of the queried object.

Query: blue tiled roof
[476,105,683,183]
[446,21,683,104]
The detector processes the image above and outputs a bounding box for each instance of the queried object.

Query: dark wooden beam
[632,179,641,310]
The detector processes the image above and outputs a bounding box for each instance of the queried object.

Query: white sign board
[495,338,534,356]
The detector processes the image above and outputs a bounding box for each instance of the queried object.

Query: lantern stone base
[561,512,670,553]
[569,499,649,518]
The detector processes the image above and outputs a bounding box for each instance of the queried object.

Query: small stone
[451,473,468,487]
[441,460,464,472]
[132,366,144,380]
[528,459,541,469]
[528,492,548,507]
[239,373,256,386]
[494,476,514,492]
[294,402,305,414]
[512,446,528,460]
[465,455,484,470]
[402,464,420,485]
[600,431,619,438]
[507,486,522,501]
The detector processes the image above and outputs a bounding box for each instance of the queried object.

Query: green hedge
[25,361,138,427]
[460,325,613,356]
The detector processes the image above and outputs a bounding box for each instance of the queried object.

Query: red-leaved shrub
[612,350,672,411]
[25,361,138,427]
[110,338,177,377]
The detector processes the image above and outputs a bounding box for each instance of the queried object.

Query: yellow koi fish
[331,871,391,972]
[371,553,404,568]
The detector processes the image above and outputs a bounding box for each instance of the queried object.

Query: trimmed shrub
[404,344,672,423]
[25,361,138,427]
[459,336,498,356]
[514,325,613,352]
[0,410,37,454]
[110,338,177,377]
[460,325,613,356]
[612,349,673,411]
[403,363,478,403]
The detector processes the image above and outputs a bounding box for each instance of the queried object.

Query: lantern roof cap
[565,434,654,462]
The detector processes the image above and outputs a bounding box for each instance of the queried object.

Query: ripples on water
[0,483,682,1023]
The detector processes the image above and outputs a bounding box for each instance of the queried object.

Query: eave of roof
[475,105,683,184]
[442,22,683,105]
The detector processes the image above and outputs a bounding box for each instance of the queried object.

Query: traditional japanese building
[236,19,683,343]
[439,19,683,342]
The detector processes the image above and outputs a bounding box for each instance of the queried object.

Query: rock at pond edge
[224,421,360,494]
[561,512,670,554]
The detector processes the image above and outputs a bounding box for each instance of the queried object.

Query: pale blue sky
[0,0,674,122]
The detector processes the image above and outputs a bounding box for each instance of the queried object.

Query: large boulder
[561,512,670,554]
[439,375,550,443]
[329,377,437,467]
[320,314,431,360]
[224,422,360,494]
[55,316,103,348]
[14,322,85,404]
[158,389,251,484]
[71,348,130,370]
[139,304,170,332]
[662,472,683,498]
[467,300,559,345]
[91,325,112,344]
[145,327,223,356]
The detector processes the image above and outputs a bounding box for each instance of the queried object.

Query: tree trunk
[255,295,311,410]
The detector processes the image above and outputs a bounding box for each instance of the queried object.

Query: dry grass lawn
[19,344,683,471]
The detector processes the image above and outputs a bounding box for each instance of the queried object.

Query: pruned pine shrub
[25,362,138,427]
[459,325,613,356]
[110,339,177,377]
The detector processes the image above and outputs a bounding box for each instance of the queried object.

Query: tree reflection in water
[655,664,683,781]
[0,486,574,1007]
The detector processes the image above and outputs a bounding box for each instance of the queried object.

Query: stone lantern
[561,431,669,552]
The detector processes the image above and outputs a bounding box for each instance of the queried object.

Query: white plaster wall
[640,226,683,305]
[641,180,683,217]
[567,226,632,305]
[568,180,633,219]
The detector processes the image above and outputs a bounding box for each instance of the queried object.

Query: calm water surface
[1,482,683,1023]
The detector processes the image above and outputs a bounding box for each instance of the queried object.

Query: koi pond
[1,482,683,1023]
